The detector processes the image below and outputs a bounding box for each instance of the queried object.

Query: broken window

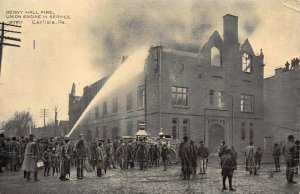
[211,47,221,67]
[242,53,253,73]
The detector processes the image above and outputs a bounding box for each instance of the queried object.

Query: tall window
[95,107,99,119]
[183,119,190,138]
[242,53,253,73]
[103,101,107,115]
[172,118,179,139]
[127,92,133,111]
[137,85,145,109]
[241,122,246,140]
[127,120,133,136]
[241,94,254,112]
[211,47,221,67]
[209,90,224,108]
[112,97,118,113]
[249,123,254,140]
[172,86,189,107]
[103,126,107,140]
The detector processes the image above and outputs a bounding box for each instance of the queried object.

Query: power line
[40,109,49,128]
[0,22,22,76]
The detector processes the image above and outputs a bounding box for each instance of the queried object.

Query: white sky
[0,0,299,127]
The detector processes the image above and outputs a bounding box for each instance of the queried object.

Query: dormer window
[242,53,253,73]
[211,47,221,67]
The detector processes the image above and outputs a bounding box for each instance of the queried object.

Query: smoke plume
[89,0,261,73]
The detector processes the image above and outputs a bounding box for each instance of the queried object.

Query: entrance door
[209,124,225,154]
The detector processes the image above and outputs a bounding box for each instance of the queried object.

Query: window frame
[112,97,118,114]
[171,86,189,108]
[172,118,179,139]
[137,85,145,109]
[242,53,253,73]
[126,92,133,111]
[209,90,224,108]
[240,94,254,113]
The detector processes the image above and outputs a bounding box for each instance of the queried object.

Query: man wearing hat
[282,135,297,184]
[59,137,71,181]
[74,134,88,179]
[245,141,257,175]
[198,140,209,174]
[190,140,198,178]
[105,139,116,169]
[22,134,40,181]
[272,143,281,172]
[218,140,227,158]
[179,136,192,180]
[8,136,20,171]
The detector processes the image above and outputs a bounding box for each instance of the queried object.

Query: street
[0,160,299,194]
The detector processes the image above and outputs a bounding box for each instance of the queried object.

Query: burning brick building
[69,14,269,154]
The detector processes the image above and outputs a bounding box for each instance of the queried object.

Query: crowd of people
[0,133,176,181]
[0,133,300,192]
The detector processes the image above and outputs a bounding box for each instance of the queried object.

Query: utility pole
[0,22,21,76]
[54,106,58,136]
[40,109,49,128]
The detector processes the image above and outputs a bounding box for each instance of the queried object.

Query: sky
[0,0,299,127]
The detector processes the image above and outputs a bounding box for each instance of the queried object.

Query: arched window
[211,47,221,67]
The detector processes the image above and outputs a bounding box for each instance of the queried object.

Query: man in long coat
[96,141,105,177]
[135,138,148,170]
[282,135,297,184]
[116,141,128,170]
[59,137,71,181]
[90,139,98,170]
[245,141,257,175]
[179,136,192,180]
[8,137,20,171]
[22,134,40,181]
[126,141,135,169]
[20,137,29,177]
[74,134,88,179]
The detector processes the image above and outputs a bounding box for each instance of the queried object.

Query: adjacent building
[263,66,300,151]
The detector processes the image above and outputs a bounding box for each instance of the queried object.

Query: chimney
[223,14,238,44]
